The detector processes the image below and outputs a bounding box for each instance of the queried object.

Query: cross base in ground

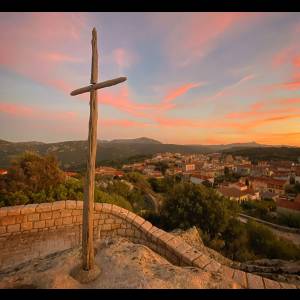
[70,263,101,284]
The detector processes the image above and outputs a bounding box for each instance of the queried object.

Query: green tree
[4,151,65,194]
[161,182,232,239]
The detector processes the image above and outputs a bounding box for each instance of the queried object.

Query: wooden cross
[70,27,127,271]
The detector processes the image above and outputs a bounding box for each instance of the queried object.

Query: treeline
[0,152,145,213]
[223,147,300,163]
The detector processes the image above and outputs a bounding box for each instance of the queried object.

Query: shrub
[94,188,133,211]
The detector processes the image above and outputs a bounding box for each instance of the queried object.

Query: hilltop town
[83,152,300,214]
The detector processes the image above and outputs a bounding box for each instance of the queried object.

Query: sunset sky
[0,12,300,145]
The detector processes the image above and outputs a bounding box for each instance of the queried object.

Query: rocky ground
[1,227,299,288]
[0,236,237,289]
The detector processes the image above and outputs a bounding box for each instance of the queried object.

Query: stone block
[52,211,61,219]
[72,209,82,216]
[204,260,221,273]
[0,226,7,234]
[125,228,134,236]
[7,224,20,233]
[111,205,121,214]
[247,273,264,289]
[27,213,40,222]
[45,219,55,227]
[132,215,145,228]
[54,218,63,226]
[125,211,136,222]
[40,212,52,220]
[94,203,103,211]
[21,204,37,215]
[61,210,72,217]
[173,242,192,257]
[7,205,23,216]
[63,216,73,225]
[150,229,166,243]
[158,232,174,246]
[102,203,112,213]
[118,207,129,218]
[21,222,33,231]
[117,228,126,236]
[105,218,114,224]
[52,200,66,210]
[0,207,8,217]
[262,277,281,289]
[140,221,152,233]
[111,223,121,230]
[134,230,141,238]
[76,201,83,209]
[192,255,211,268]
[165,237,182,251]
[181,248,203,265]
[0,215,16,226]
[232,270,247,288]
[147,225,159,237]
[15,215,24,223]
[101,224,112,231]
[65,200,76,209]
[36,203,52,212]
[34,220,45,229]
[76,216,83,224]
[98,219,104,225]
[220,265,234,279]
[115,218,122,224]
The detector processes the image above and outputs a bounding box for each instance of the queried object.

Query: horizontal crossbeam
[70,77,127,96]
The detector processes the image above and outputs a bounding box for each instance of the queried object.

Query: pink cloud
[0,101,78,122]
[42,52,84,63]
[112,48,136,69]
[155,13,262,67]
[0,12,88,95]
[0,102,34,117]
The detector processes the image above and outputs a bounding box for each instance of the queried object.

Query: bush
[277,213,300,228]
[94,188,133,211]
[160,182,233,238]
[246,220,300,260]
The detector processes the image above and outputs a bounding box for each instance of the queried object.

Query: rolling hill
[0,137,298,170]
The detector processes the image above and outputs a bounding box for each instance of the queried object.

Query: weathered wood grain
[70,77,127,96]
[82,28,99,271]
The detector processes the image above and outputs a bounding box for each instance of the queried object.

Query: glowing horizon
[0,12,300,146]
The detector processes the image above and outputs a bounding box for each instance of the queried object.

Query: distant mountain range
[0,137,299,170]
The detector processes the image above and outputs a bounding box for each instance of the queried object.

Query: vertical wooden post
[82,28,98,271]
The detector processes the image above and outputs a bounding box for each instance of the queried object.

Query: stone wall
[0,201,298,289]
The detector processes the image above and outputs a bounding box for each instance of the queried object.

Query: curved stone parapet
[0,201,298,289]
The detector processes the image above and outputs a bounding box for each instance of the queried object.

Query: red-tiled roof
[249,176,287,186]
[218,186,256,198]
[191,174,213,180]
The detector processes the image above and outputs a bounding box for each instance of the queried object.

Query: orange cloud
[101,119,151,128]
[164,82,205,103]
[293,55,300,67]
